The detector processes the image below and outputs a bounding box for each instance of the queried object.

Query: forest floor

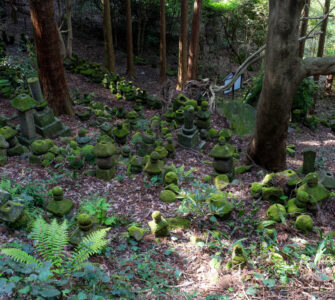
[1,21,335,300]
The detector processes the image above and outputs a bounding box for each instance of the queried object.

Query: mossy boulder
[144,151,164,175]
[207,192,234,218]
[166,217,191,229]
[164,172,178,185]
[214,174,229,190]
[209,143,235,159]
[46,197,74,217]
[235,165,252,174]
[154,145,168,160]
[128,225,147,241]
[160,190,177,203]
[296,179,330,205]
[251,182,263,198]
[31,139,54,156]
[148,211,169,237]
[287,198,306,216]
[295,214,313,232]
[262,187,285,203]
[266,204,287,222]
[0,126,17,140]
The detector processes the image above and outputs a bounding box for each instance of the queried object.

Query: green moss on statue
[166,217,191,229]
[266,204,287,222]
[164,172,178,185]
[214,174,229,190]
[226,244,247,269]
[160,190,177,203]
[46,186,74,217]
[295,214,313,232]
[148,211,169,237]
[0,126,17,140]
[287,198,306,216]
[10,94,38,112]
[128,225,147,241]
[207,192,234,218]
[144,151,164,176]
[31,139,54,155]
[251,182,263,198]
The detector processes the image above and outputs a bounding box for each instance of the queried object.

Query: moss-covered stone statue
[226,244,247,269]
[144,151,164,176]
[266,204,287,222]
[46,186,74,217]
[209,139,235,179]
[128,225,147,242]
[148,211,169,237]
[196,101,211,129]
[112,122,129,145]
[69,213,97,246]
[93,141,118,180]
[295,214,313,233]
[76,128,91,146]
[206,191,234,218]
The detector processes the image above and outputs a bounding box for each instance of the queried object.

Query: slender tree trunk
[160,0,167,83]
[29,0,74,116]
[247,0,306,171]
[126,0,134,77]
[187,0,202,81]
[310,0,331,114]
[57,26,66,58]
[298,0,310,58]
[102,0,115,72]
[325,74,333,91]
[176,0,188,91]
[66,0,73,57]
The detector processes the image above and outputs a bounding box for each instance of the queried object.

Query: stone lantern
[209,140,235,179]
[46,186,74,217]
[93,141,118,180]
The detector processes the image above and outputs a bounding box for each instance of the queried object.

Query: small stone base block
[177,129,199,148]
[96,167,115,180]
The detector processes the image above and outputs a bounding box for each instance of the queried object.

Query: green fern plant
[1,216,110,273]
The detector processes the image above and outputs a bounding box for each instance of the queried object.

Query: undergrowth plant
[1,216,110,273]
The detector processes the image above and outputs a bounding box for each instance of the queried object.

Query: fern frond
[1,248,41,266]
[67,228,110,270]
[31,217,68,267]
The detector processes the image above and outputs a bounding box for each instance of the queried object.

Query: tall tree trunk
[247,0,335,171]
[102,0,115,72]
[176,0,188,91]
[310,0,331,114]
[298,0,310,58]
[187,0,202,81]
[66,0,73,57]
[160,0,167,83]
[29,0,74,116]
[248,0,306,171]
[126,0,134,77]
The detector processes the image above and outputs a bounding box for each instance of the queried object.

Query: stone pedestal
[46,186,74,217]
[34,107,71,137]
[93,142,117,181]
[302,148,316,174]
[177,107,199,148]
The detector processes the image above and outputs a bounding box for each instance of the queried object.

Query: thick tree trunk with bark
[102,0,115,72]
[160,0,167,83]
[29,0,74,116]
[126,0,134,78]
[176,0,188,91]
[247,0,335,171]
[187,0,202,81]
[298,0,310,58]
[66,0,73,58]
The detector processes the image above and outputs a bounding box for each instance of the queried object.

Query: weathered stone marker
[302,148,316,174]
[177,106,199,148]
[10,93,39,145]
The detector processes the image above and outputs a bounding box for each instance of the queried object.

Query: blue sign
[223,72,242,95]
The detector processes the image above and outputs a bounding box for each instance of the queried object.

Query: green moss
[165,184,180,194]
[266,204,287,222]
[160,190,177,203]
[144,151,164,175]
[295,214,313,232]
[235,165,252,174]
[0,126,17,140]
[46,198,74,217]
[296,182,330,205]
[287,198,306,216]
[214,174,229,190]
[219,128,232,141]
[10,94,38,112]
[208,128,218,138]
[154,145,168,160]
[209,143,235,159]
[164,172,178,185]
[262,187,285,203]
[166,217,191,230]
[128,225,147,241]
[262,173,276,186]
[303,172,318,187]
[7,144,26,157]
[148,211,169,237]
[202,175,212,183]
[93,142,117,158]
[207,192,234,218]
[31,139,54,155]
[251,182,263,199]
[229,244,247,269]
[52,186,64,197]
